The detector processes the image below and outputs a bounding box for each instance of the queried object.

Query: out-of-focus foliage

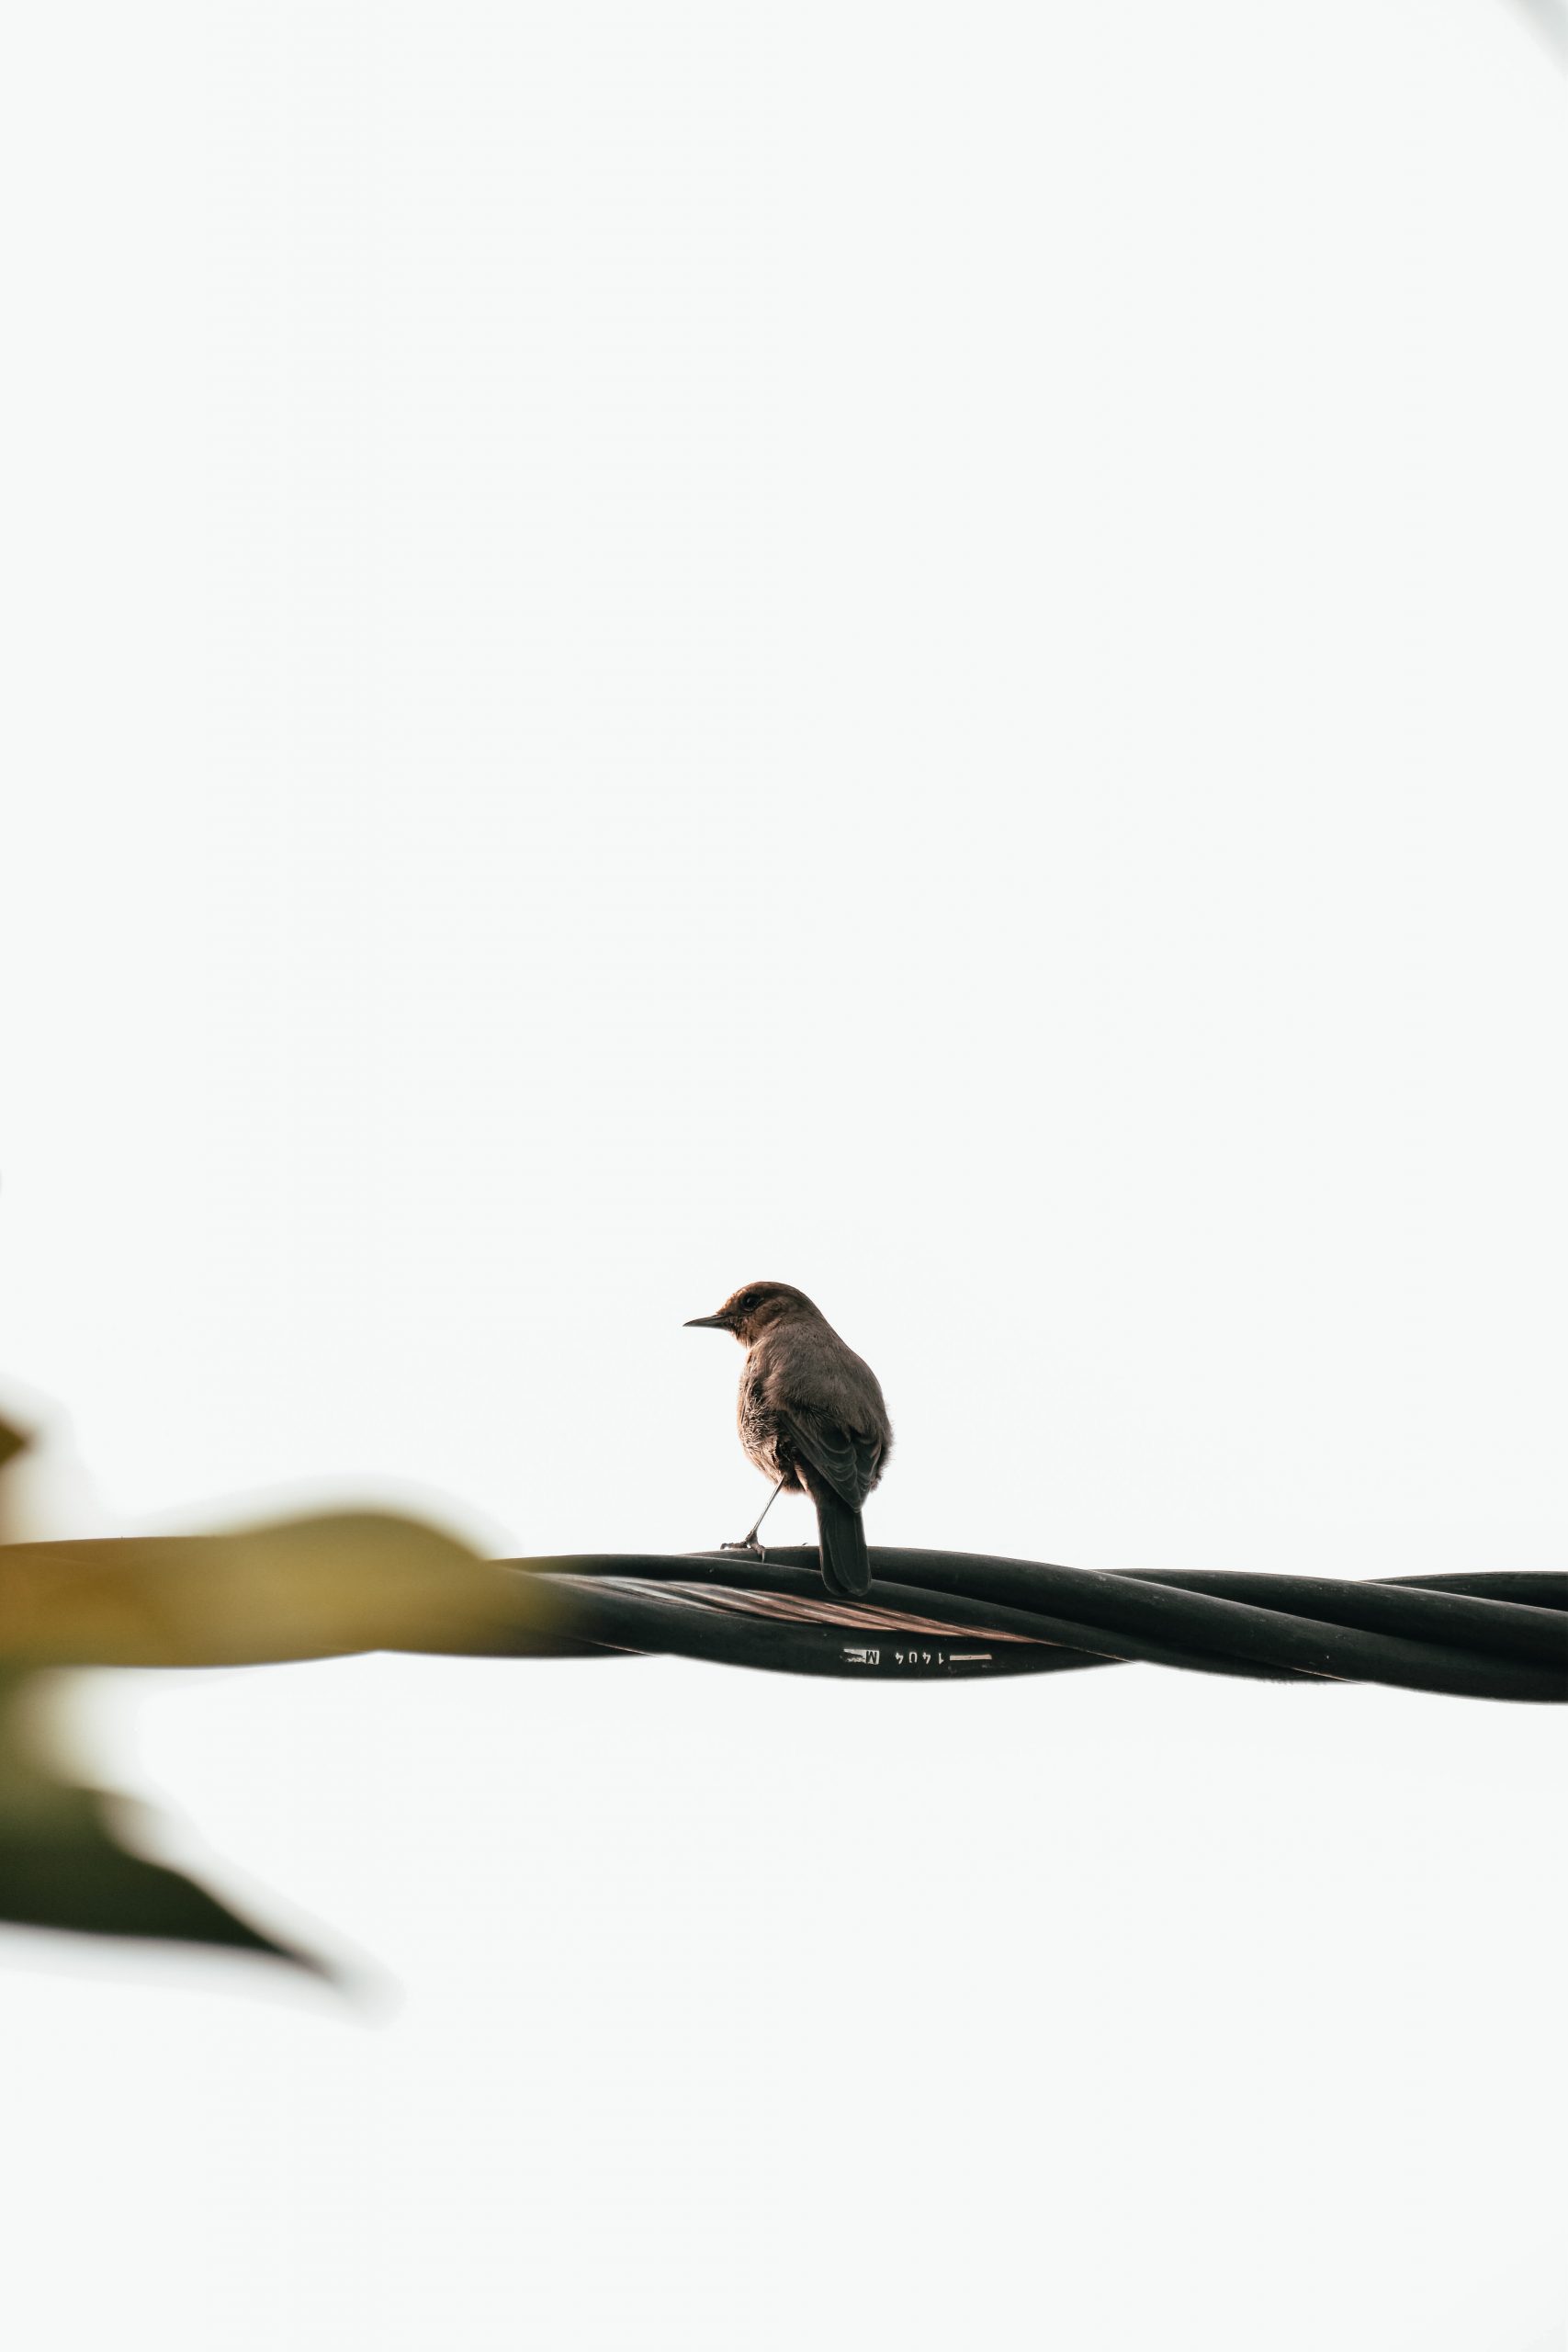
[0,1411,323,1968]
[0,1665,326,1970]
[0,1408,563,1973]
[0,1515,561,1668]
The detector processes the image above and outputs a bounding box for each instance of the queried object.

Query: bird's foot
[718,1538,767,1558]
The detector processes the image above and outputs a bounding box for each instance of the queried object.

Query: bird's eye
[739,1291,760,1310]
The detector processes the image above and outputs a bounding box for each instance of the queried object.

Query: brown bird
[684,1282,892,1596]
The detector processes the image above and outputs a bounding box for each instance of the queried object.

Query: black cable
[486,1548,1567,1702]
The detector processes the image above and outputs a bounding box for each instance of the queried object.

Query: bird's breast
[737,1363,795,1485]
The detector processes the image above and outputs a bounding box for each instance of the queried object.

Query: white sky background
[1,3,1564,2346]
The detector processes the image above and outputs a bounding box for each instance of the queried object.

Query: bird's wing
[783,1409,883,1511]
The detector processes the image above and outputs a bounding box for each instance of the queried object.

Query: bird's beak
[683,1312,731,1329]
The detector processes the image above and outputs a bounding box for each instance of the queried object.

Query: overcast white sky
[2,4,1564,2347]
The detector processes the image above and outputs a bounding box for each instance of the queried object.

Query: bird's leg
[720,1480,785,1557]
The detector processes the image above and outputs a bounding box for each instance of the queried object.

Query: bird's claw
[718,1538,766,1558]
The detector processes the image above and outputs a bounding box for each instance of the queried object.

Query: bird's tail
[803,1473,872,1598]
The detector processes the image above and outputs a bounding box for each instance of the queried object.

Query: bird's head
[684,1281,816,1346]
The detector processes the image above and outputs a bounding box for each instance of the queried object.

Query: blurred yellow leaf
[0,1407,569,1971]
[0,1511,568,1668]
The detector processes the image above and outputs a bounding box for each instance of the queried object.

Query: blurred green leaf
[0,1420,369,1971]
[0,1402,564,1973]
[0,1415,26,1479]
[0,1669,326,1971]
